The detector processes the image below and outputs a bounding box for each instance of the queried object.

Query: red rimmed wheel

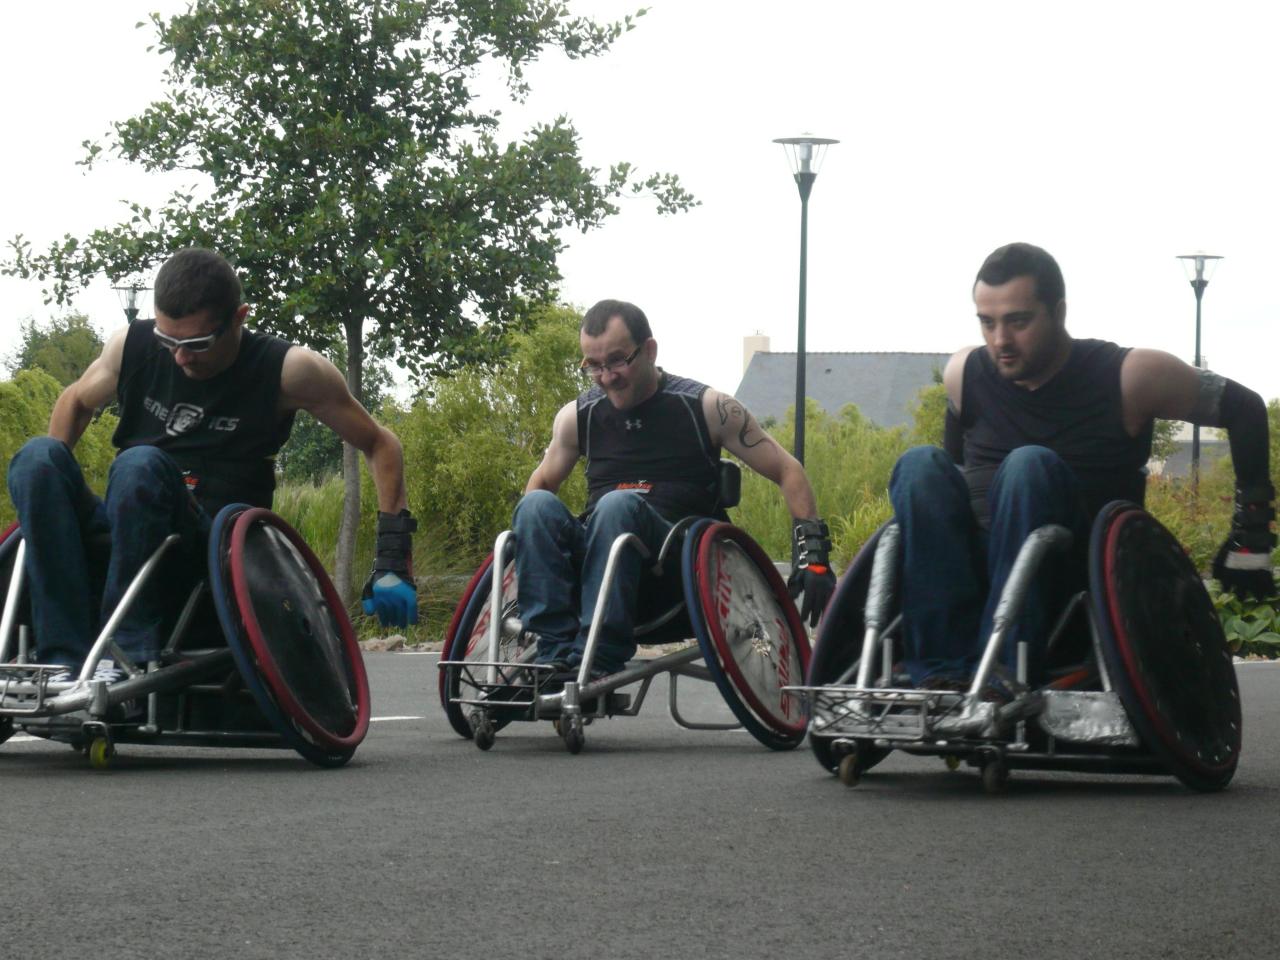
[688,522,810,749]
[1090,502,1241,792]
[228,508,370,754]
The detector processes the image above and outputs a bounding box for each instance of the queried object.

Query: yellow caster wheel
[837,752,861,787]
[88,737,115,770]
[944,755,961,772]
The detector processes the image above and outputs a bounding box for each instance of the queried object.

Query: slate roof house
[735,345,949,429]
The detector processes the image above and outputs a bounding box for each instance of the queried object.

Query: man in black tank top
[7,249,417,684]
[512,299,836,678]
[891,242,1274,691]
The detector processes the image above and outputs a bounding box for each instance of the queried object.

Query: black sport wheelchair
[786,501,1241,793]
[0,505,371,768]
[438,463,811,754]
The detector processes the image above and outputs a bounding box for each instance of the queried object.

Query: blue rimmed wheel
[208,504,368,768]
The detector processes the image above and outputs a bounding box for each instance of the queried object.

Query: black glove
[787,518,837,628]
[1212,485,1277,602]
[361,510,419,627]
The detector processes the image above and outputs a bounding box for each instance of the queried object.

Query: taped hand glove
[1212,485,1277,602]
[786,517,837,628]
[361,509,419,627]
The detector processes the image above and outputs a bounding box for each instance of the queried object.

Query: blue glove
[362,571,419,627]
[361,510,419,628]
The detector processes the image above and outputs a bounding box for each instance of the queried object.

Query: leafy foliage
[5,314,104,386]
[0,369,118,527]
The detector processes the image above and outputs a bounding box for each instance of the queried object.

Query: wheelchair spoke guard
[685,521,810,750]
[1090,502,1241,791]
[209,504,370,767]
[439,553,529,738]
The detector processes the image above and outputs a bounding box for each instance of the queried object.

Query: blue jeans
[6,438,209,669]
[889,445,1088,686]
[512,489,673,675]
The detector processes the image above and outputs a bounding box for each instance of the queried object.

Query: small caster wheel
[473,722,495,751]
[88,736,115,770]
[562,717,584,755]
[837,752,861,787]
[981,758,1009,794]
[944,754,961,772]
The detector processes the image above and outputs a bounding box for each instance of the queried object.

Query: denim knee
[990,446,1073,498]
[105,446,184,508]
[513,489,571,530]
[590,490,648,527]
[7,436,77,491]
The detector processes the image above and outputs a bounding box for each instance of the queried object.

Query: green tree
[4,0,694,598]
[386,301,586,565]
[6,313,103,386]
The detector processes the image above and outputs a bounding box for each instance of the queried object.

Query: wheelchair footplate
[0,663,87,716]
[791,684,1001,743]
[441,660,561,721]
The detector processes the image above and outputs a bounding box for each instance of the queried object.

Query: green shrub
[0,369,118,527]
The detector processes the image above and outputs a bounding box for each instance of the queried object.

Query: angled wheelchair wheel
[805,522,892,775]
[0,522,26,660]
[1090,501,1241,792]
[209,504,370,768]
[438,552,528,739]
[685,521,810,751]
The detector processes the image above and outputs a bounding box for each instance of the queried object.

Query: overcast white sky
[3,0,1278,404]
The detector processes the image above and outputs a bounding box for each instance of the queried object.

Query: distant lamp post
[1175,252,1223,486]
[112,282,151,324]
[774,134,838,466]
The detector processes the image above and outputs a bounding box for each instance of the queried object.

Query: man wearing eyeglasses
[6,248,415,686]
[512,298,835,682]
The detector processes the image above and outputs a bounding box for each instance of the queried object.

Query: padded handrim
[229,508,370,752]
[438,552,494,727]
[695,522,809,735]
[0,521,17,549]
[1093,503,1240,787]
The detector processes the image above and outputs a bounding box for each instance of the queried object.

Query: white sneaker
[91,660,127,685]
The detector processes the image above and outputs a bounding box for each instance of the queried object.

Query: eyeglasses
[580,345,642,378]
[153,321,229,353]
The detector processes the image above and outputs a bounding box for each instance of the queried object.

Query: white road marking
[371,715,424,722]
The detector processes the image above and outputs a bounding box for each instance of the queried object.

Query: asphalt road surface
[4,655,1278,960]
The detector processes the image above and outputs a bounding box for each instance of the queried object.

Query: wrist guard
[373,509,417,576]
[1232,484,1275,531]
[792,518,832,572]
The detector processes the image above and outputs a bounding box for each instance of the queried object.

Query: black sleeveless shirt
[959,339,1153,524]
[577,372,723,522]
[113,321,297,513]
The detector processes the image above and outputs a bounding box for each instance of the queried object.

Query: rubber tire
[683,520,808,751]
[805,522,893,775]
[1089,501,1242,792]
[208,504,356,769]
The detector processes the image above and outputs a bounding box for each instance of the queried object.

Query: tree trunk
[334,316,364,602]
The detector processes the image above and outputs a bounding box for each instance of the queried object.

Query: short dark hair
[153,248,242,325]
[974,242,1065,310]
[581,299,652,344]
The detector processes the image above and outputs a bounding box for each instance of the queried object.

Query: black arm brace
[373,510,417,575]
[1219,378,1272,500]
[943,404,964,465]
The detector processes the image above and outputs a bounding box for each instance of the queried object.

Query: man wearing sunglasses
[6,248,415,687]
[512,298,835,683]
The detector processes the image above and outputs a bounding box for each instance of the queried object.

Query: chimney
[743,333,770,375]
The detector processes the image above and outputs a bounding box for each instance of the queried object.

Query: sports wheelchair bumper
[0,505,370,769]
[786,501,1241,793]
[438,514,810,755]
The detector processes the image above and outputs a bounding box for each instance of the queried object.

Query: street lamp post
[774,135,838,466]
[1175,252,1222,487]
[112,282,151,324]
